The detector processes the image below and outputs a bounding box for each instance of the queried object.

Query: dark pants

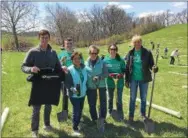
[87,88,107,121]
[31,105,51,131]
[129,80,148,118]
[70,97,85,131]
[62,82,69,112]
[170,56,175,64]
[107,87,123,114]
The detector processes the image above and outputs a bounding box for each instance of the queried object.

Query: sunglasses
[73,57,80,60]
[90,53,98,55]
[110,48,117,51]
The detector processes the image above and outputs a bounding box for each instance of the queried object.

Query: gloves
[109,73,123,79]
[109,73,114,78]
[117,74,124,79]
[152,65,158,73]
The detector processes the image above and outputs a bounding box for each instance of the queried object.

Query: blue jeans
[87,88,107,121]
[107,87,123,114]
[70,97,85,131]
[129,80,149,118]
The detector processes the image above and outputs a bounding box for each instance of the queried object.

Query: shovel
[110,73,124,122]
[144,44,160,134]
[97,118,105,133]
[57,82,68,122]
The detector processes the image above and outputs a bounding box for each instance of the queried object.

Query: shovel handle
[148,44,160,118]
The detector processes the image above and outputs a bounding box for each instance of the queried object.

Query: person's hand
[108,73,114,78]
[117,74,124,79]
[62,66,68,74]
[152,65,158,73]
[125,82,129,88]
[93,76,100,82]
[31,66,40,73]
[109,73,117,78]
[61,57,67,63]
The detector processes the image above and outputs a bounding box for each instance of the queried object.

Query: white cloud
[119,5,133,9]
[138,10,166,18]
[172,2,186,8]
[108,2,119,6]
[107,2,133,10]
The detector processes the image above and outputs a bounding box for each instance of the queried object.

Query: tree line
[1,1,187,50]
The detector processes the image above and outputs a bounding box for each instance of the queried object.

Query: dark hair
[64,37,72,42]
[38,29,50,39]
[71,51,82,60]
[108,44,121,61]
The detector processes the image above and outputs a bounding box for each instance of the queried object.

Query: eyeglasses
[90,53,98,55]
[110,48,117,51]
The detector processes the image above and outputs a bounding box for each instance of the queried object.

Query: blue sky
[37,2,187,29]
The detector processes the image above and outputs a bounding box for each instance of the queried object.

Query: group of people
[151,42,179,65]
[21,29,158,137]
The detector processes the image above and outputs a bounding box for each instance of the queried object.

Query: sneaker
[72,130,81,136]
[43,125,53,132]
[32,131,38,138]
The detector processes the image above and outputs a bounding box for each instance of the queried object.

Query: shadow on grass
[38,126,74,138]
[128,120,187,137]
[38,117,187,137]
[154,121,188,136]
[80,115,144,137]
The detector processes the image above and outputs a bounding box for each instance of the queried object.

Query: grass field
[1,24,187,137]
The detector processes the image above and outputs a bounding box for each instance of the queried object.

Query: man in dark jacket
[125,35,158,124]
[21,29,65,137]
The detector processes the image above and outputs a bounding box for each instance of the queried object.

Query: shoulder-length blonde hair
[131,35,142,46]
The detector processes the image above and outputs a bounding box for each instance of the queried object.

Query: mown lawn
[1,24,187,137]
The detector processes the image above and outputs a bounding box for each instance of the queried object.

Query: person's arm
[21,50,35,74]
[125,53,131,88]
[54,51,65,81]
[121,59,126,73]
[55,51,63,72]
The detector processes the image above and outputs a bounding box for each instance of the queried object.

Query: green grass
[1,24,187,137]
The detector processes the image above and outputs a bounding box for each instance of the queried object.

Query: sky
[36,2,187,29]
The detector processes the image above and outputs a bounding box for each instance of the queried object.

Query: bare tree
[1,0,39,51]
[176,8,187,24]
[102,5,133,36]
[45,3,78,44]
